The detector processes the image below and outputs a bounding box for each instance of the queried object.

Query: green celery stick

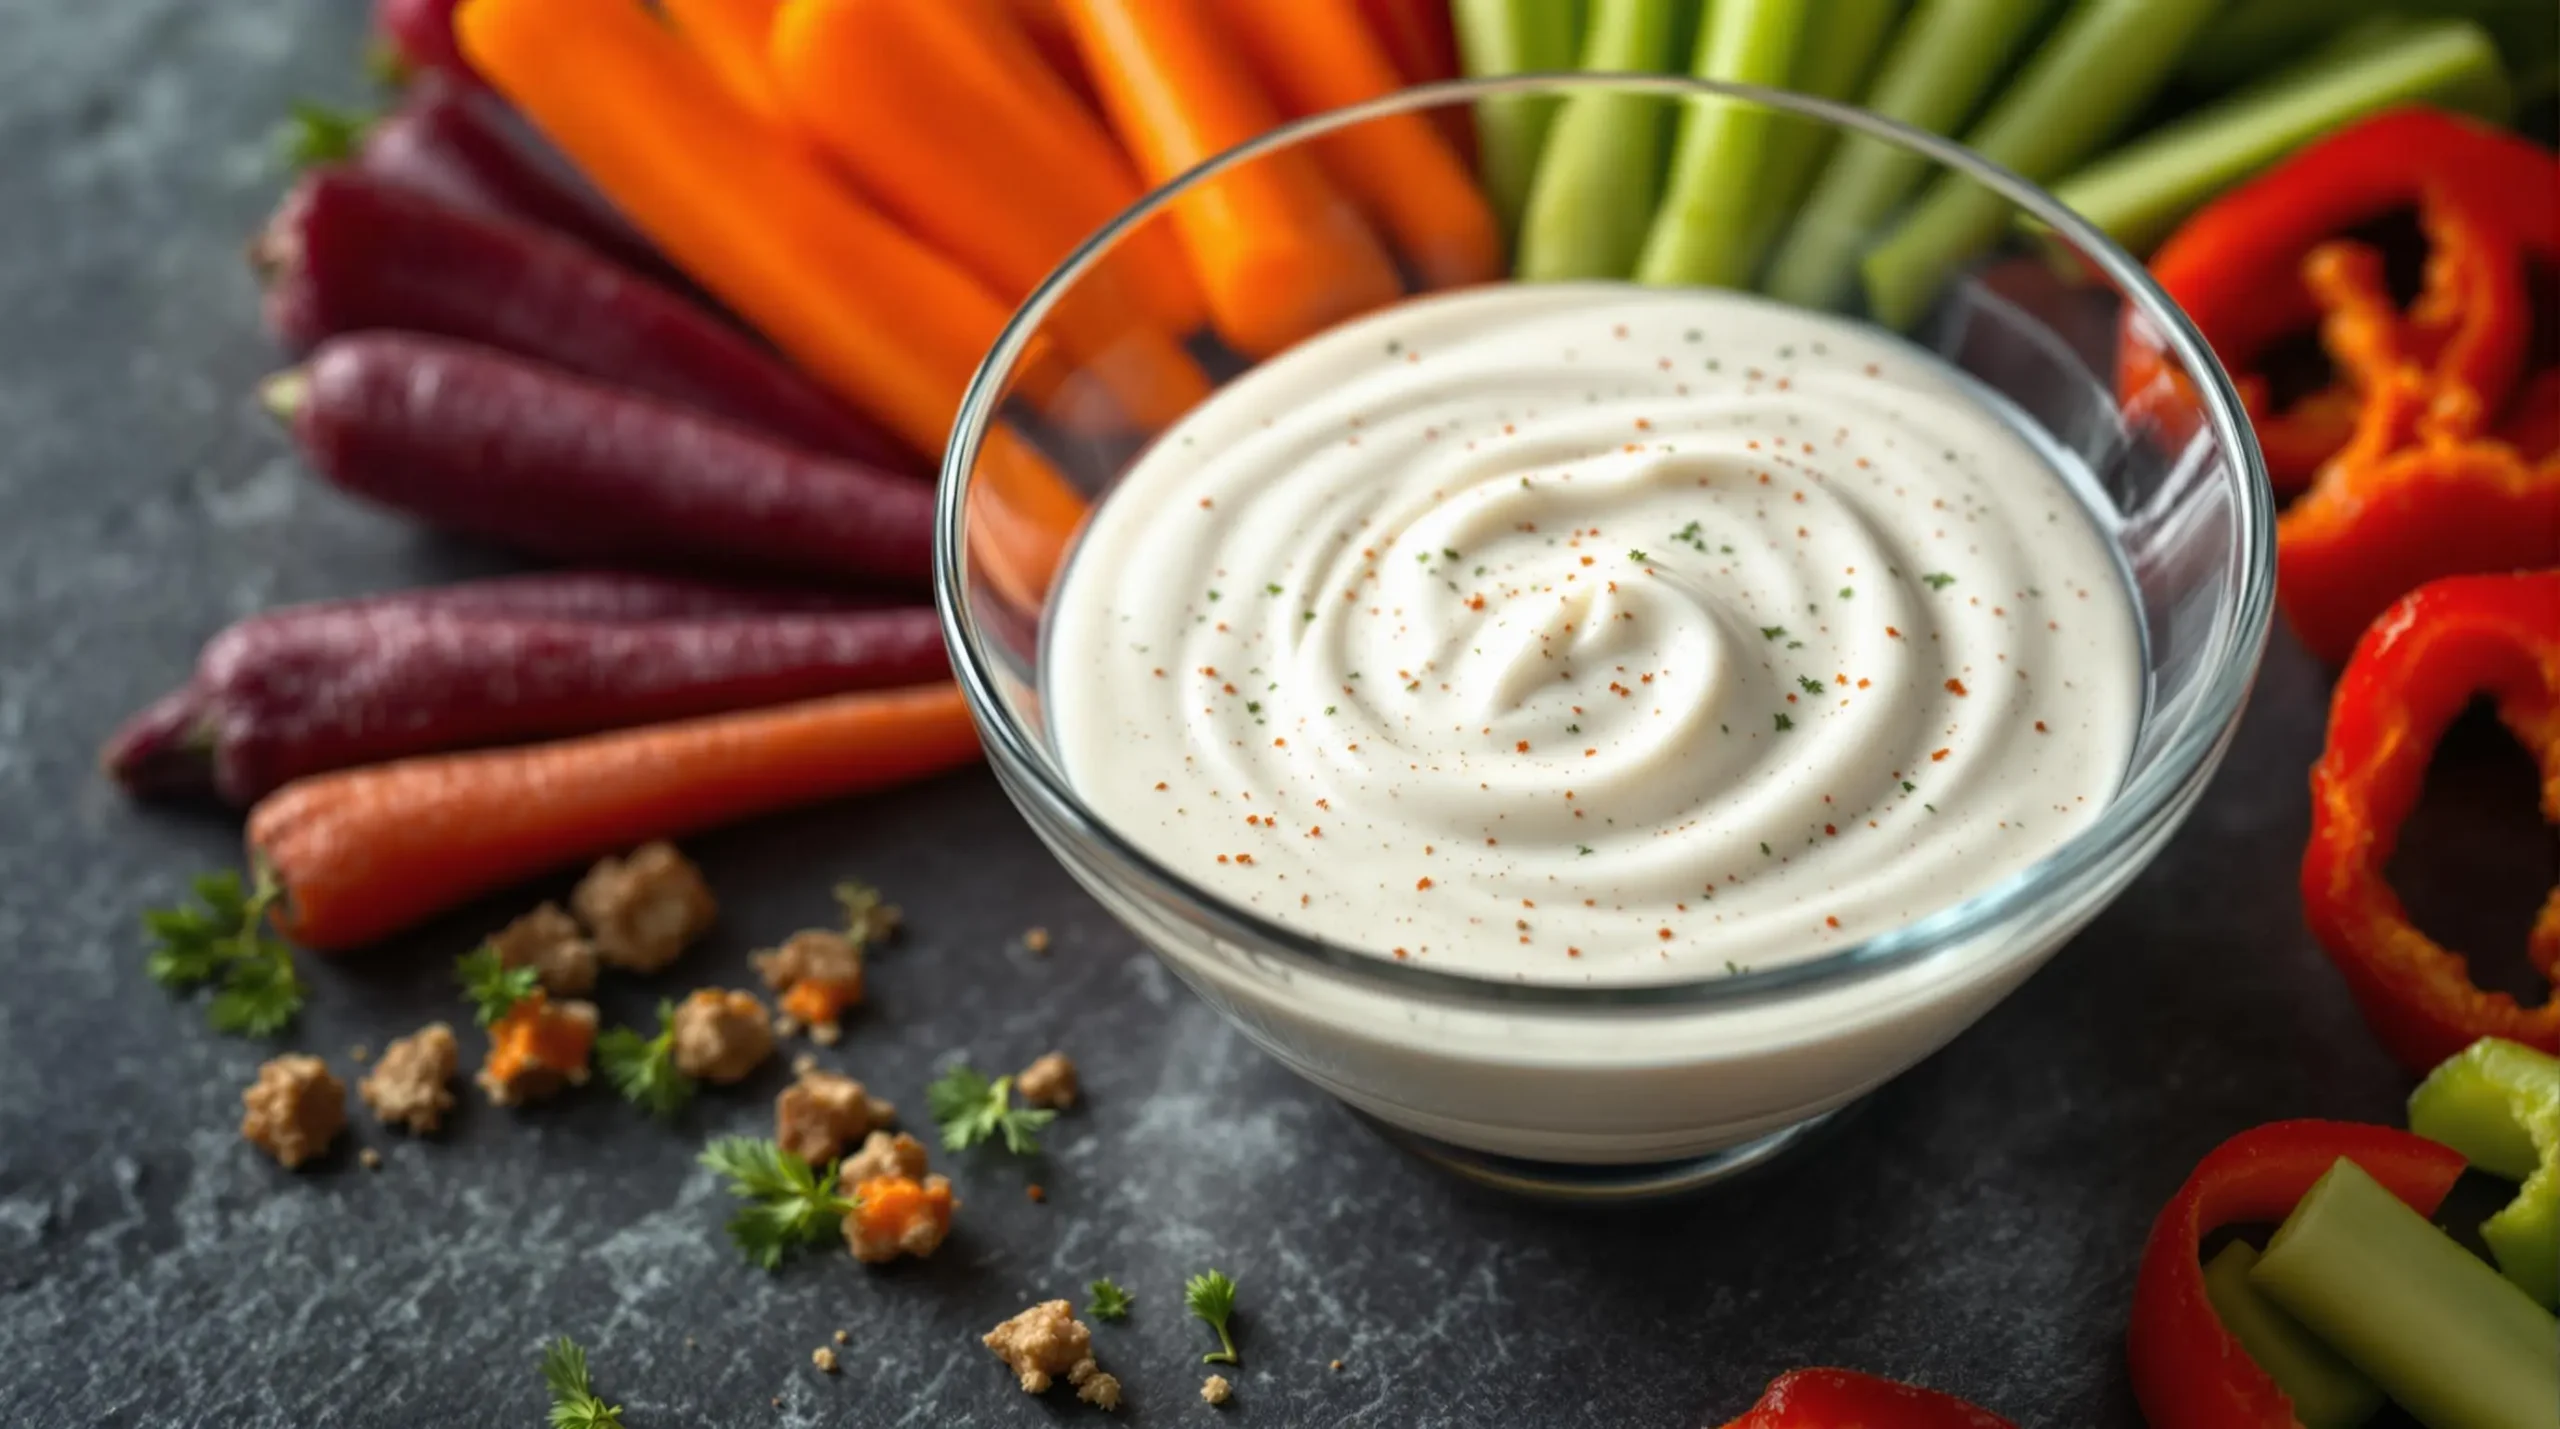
[2202,1243,2385,1429]
[2177,0,2388,92]
[1515,0,1685,282]
[1453,0,1589,241]
[2052,18,2510,253]
[1632,0,1820,288]
[2252,1159,2560,1429]
[2409,1037,2560,1308]
[1730,0,1905,283]
[1762,0,2057,309]
[1858,0,2221,329]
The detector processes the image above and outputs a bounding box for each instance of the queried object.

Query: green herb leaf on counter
[1922,571,1956,590]
[699,1137,858,1271]
[1798,676,1825,695]
[1760,625,1787,641]
[541,1336,625,1429]
[1774,713,1794,732]
[457,944,539,1027]
[832,879,902,949]
[597,1001,697,1119]
[1186,1269,1241,1365]
[145,869,304,1036]
[1087,1278,1135,1322]
[927,1063,1057,1155]
[278,100,371,170]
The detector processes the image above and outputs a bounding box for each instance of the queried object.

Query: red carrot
[257,168,917,471]
[292,76,677,287]
[104,601,946,805]
[374,0,479,86]
[274,570,877,623]
[250,684,982,950]
[269,333,933,588]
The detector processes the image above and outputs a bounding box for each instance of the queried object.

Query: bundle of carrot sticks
[111,0,1488,951]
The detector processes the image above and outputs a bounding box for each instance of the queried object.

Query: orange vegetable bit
[1222,0,1500,289]
[458,0,1006,458]
[1063,0,1403,359]
[994,0,1105,113]
[480,991,598,1104]
[250,684,984,951]
[770,0,1211,431]
[968,428,1090,613]
[664,0,787,122]
[845,1174,957,1262]
[1352,0,1476,163]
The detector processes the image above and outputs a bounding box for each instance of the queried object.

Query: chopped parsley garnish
[1628,549,1649,563]
[1207,589,1221,602]
[1245,701,1262,715]
[1760,842,1772,855]
[1087,1278,1134,1322]
[1185,1271,1241,1365]
[698,1137,857,1270]
[1760,625,1787,641]
[1577,844,1593,856]
[1566,723,1580,734]
[926,1062,1056,1155]
[145,870,305,1036]
[1265,583,1283,596]
[1324,705,1337,715]
[1921,572,1957,590]
[457,943,539,1027]
[1901,780,1917,793]
[1442,548,1461,562]
[541,1337,625,1429]
[1838,586,1854,599]
[1797,676,1825,696]
[595,1000,696,1119]
[1773,713,1794,732]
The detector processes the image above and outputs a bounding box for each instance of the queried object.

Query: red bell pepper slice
[2126,1120,2468,1429]
[2128,107,2558,492]
[1720,1368,2017,1428]
[2301,570,2560,1070]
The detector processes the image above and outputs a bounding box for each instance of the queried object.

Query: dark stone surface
[1,4,2546,1426]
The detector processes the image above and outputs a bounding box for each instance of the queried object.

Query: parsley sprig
[541,1336,624,1428]
[457,943,539,1027]
[698,1137,858,1270]
[1186,1269,1241,1364]
[834,880,900,947]
[927,1062,1056,1155]
[1086,1278,1134,1322]
[145,870,304,1036]
[596,1000,696,1119]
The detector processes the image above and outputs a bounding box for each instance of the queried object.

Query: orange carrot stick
[771,0,1212,431]
[1062,0,1403,359]
[663,0,786,121]
[1353,0,1477,163]
[1221,0,1502,289]
[994,0,1104,112]
[251,684,983,951]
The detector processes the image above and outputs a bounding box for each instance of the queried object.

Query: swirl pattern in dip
[1046,283,2139,984]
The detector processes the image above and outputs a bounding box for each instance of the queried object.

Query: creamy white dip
[1046,282,2138,986]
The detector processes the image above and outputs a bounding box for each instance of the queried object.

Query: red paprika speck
[1657,928,1673,941]
[1825,915,1841,929]
[1515,740,1530,753]
[1416,877,1434,891]
[1216,855,1230,864]
[1222,683,1237,695]
[1308,825,1323,837]
[1931,748,1950,762]
[1945,679,1968,696]
[1567,947,1582,958]
[1634,418,1652,431]
[1316,798,1331,809]
[1824,824,1837,836]
[1466,594,1486,610]
[1886,626,1901,639]
[1199,498,1214,509]
[1857,678,1871,689]
[1585,748,1597,757]
[2035,721,2049,733]
[1236,853,1255,865]
[1273,737,1287,748]
[1155,782,1168,791]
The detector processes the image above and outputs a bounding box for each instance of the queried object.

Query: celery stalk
[1515,0,1684,282]
[2202,1243,2385,1429]
[2178,0,2389,93]
[2251,1159,2560,1429]
[1632,0,1820,288]
[2052,19,2511,253]
[1761,0,2057,310]
[1733,0,1904,276]
[2409,1037,2560,1308]
[1453,0,1589,241]
[1858,0,2221,329]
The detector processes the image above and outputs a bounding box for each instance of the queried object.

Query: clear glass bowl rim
[935,72,2275,1011]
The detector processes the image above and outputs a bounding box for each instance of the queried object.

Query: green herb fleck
[1087,1278,1134,1322]
[1186,1270,1241,1365]
[926,1062,1056,1155]
[698,1137,858,1270]
[145,870,306,1037]
[541,1337,625,1429]
[456,943,539,1028]
[1759,625,1787,641]
[596,1000,696,1119]
[1773,713,1794,732]
[1265,583,1283,596]
[1921,572,1956,591]
[1760,842,1772,856]
[1628,549,1649,563]
[1797,676,1824,696]
[1838,586,1854,600]
[1566,723,1580,734]
[1901,780,1916,794]
[1577,844,1593,856]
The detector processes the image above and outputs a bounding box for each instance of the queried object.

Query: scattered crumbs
[1027,1184,1047,1204]
[813,1347,839,1374]
[359,1147,382,1171]
[1023,927,1052,955]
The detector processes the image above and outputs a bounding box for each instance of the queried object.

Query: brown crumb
[832,1330,848,1345]
[240,1055,345,1170]
[486,901,600,994]
[1016,1051,1078,1110]
[1330,1359,1345,1372]
[1075,1361,1123,1411]
[572,842,716,973]
[776,1069,897,1166]
[982,1301,1093,1396]
[358,1147,383,1171]
[1026,1183,1047,1203]
[347,1044,369,1063]
[809,1021,843,1047]
[476,994,599,1106]
[1202,1373,1232,1405]
[791,1053,818,1076]
[360,1022,458,1135]
[1023,926,1051,955]
[842,1130,929,1184]
[775,1013,803,1039]
[671,988,773,1083]
[844,1174,957,1263]
[811,1346,839,1374]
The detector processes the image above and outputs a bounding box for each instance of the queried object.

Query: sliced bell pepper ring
[2126,1120,2467,1429]
[2302,570,2560,1072]
[2409,1036,2560,1308]
[2126,106,2558,492]
[1719,1369,2016,1429]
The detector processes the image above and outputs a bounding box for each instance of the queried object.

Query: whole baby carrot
[250,685,982,950]
[770,0,1213,429]
[271,333,935,587]
[1352,0,1476,161]
[1062,0,1403,359]
[258,167,917,471]
[663,0,787,120]
[104,602,946,806]
[1219,0,1504,288]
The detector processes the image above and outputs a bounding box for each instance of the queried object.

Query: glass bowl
[936,75,2272,1197]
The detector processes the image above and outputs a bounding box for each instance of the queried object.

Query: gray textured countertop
[2,4,2540,1426]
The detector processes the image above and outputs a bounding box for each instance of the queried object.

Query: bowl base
[1348,1104,1853,1202]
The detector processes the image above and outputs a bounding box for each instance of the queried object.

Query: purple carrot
[255,168,918,472]
[266,333,936,588]
[308,569,879,622]
[283,76,675,286]
[102,603,948,805]
[372,0,479,87]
